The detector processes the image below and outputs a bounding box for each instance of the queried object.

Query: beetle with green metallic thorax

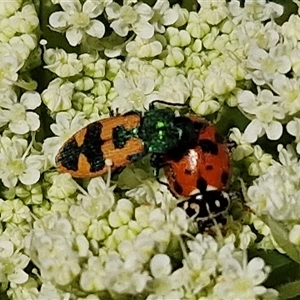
[56,104,205,178]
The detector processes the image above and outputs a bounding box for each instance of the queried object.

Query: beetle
[56,106,202,178]
[153,116,231,228]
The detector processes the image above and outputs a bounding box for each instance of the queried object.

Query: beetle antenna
[105,159,113,187]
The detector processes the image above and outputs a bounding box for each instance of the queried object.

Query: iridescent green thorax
[139,108,198,153]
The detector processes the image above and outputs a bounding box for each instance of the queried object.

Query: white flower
[247,145,273,176]
[0,0,22,19]
[41,78,74,112]
[0,136,43,188]
[146,254,183,299]
[229,128,254,161]
[103,253,150,294]
[0,90,41,134]
[0,235,30,287]
[109,199,133,228]
[150,0,179,33]
[238,89,284,142]
[246,45,291,85]
[8,3,39,34]
[287,118,300,154]
[47,173,78,201]
[214,256,278,299]
[126,36,163,58]
[44,48,83,78]
[80,256,106,292]
[272,74,300,116]
[229,0,283,23]
[186,12,210,39]
[189,79,220,116]
[6,278,39,300]
[247,145,300,221]
[282,14,300,41]
[24,213,81,286]
[10,34,37,61]
[166,27,191,47]
[49,0,106,46]
[78,177,115,220]
[205,66,236,96]
[37,282,70,300]
[0,43,23,90]
[111,76,157,113]
[155,73,189,106]
[106,2,154,39]
[198,0,229,25]
[0,198,32,224]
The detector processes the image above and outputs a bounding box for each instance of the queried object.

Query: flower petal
[20,91,41,109]
[83,0,104,18]
[49,11,69,28]
[244,119,263,143]
[9,119,29,134]
[266,121,283,140]
[66,27,83,47]
[86,20,105,39]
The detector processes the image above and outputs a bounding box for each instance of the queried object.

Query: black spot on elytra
[221,171,229,185]
[198,139,218,155]
[58,122,105,173]
[56,138,80,171]
[206,165,213,170]
[196,177,207,193]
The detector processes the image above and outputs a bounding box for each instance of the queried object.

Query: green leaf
[262,215,300,264]
[248,249,300,288]
[277,280,300,300]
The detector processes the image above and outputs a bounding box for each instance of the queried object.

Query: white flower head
[246,45,291,85]
[205,66,236,96]
[147,254,184,299]
[41,78,74,113]
[9,4,39,34]
[0,0,22,19]
[25,213,81,286]
[44,48,83,78]
[247,146,300,221]
[0,43,23,91]
[106,2,154,39]
[0,136,43,188]
[214,256,278,299]
[111,76,157,113]
[0,90,41,134]
[238,89,284,142]
[126,36,163,58]
[150,0,179,33]
[103,252,150,294]
[273,74,300,116]
[229,128,254,161]
[155,73,189,106]
[198,0,229,25]
[49,0,106,46]
[78,177,115,220]
[0,236,30,287]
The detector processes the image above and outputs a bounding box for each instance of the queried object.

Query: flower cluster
[2,0,300,299]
